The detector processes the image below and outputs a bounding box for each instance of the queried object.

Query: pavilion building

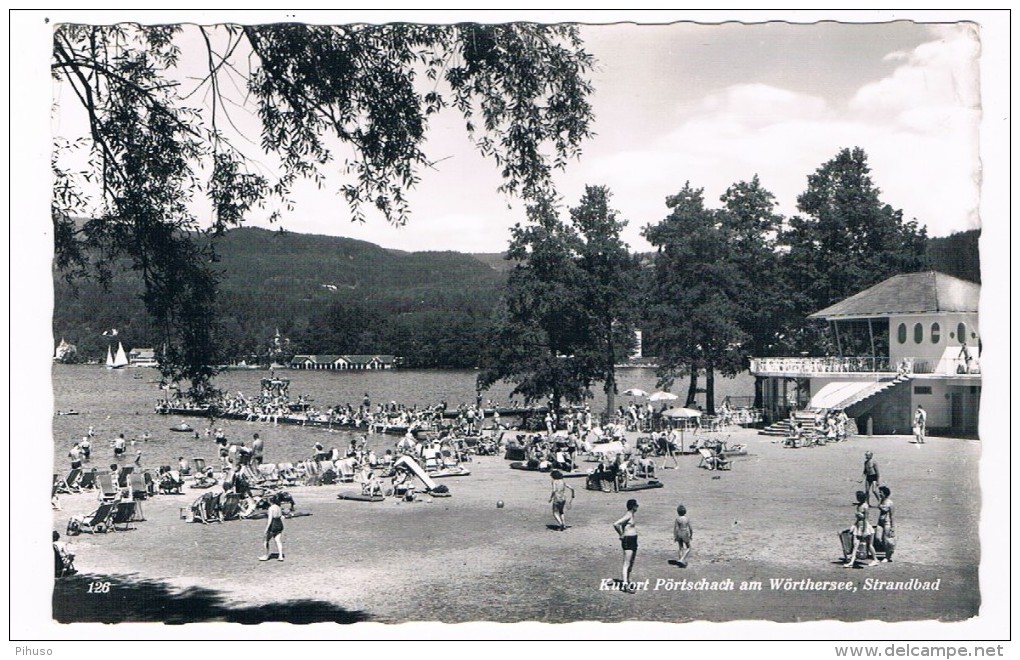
[750,271,980,436]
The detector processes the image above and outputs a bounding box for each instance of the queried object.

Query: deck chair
[96,473,120,502]
[129,473,148,500]
[54,545,76,577]
[78,469,98,490]
[335,458,357,483]
[697,448,731,471]
[633,460,656,480]
[219,492,243,521]
[158,470,185,494]
[53,469,78,495]
[117,465,134,487]
[257,463,280,482]
[110,501,138,531]
[67,501,117,535]
[192,458,207,474]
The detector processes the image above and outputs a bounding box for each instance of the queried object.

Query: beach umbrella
[649,391,679,402]
[662,407,702,419]
[622,388,649,397]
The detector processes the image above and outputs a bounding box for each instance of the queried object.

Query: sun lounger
[128,473,148,500]
[697,448,731,470]
[159,470,185,494]
[277,463,300,485]
[96,473,120,502]
[219,492,244,521]
[67,501,118,535]
[335,459,357,483]
[110,501,138,531]
[117,465,134,487]
[78,469,98,490]
[54,469,82,494]
[192,458,207,474]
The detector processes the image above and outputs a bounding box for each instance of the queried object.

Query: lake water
[51,365,754,471]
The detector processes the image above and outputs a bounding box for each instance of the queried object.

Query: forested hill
[926,229,980,284]
[53,227,506,367]
[52,226,980,367]
[211,227,504,309]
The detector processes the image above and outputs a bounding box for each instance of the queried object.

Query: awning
[809,381,888,410]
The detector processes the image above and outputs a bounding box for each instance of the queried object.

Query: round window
[914,323,923,344]
[931,323,940,343]
[957,323,967,344]
[897,323,907,344]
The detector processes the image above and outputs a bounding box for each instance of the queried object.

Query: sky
[44,13,986,253]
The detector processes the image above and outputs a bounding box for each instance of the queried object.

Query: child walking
[673,504,693,567]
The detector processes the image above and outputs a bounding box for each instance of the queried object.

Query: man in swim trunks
[862,451,880,505]
[112,434,126,458]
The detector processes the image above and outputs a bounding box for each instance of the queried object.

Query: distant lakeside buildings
[288,354,397,370]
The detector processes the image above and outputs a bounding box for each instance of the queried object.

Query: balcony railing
[750,356,891,374]
[750,356,980,376]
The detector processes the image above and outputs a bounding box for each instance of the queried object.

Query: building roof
[345,354,396,364]
[290,354,395,364]
[809,271,980,320]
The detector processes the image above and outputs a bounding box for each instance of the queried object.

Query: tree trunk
[686,369,699,408]
[605,323,617,419]
[705,365,715,415]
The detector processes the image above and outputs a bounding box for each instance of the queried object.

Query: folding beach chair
[219,492,243,521]
[158,470,185,494]
[192,458,207,474]
[54,469,82,494]
[117,465,134,488]
[78,469,98,490]
[129,473,149,501]
[96,473,120,502]
[697,448,731,471]
[67,501,117,535]
[110,501,138,531]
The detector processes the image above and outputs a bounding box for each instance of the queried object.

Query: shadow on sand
[53,573,369,624]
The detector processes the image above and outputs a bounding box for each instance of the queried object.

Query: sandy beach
[51,426,980,624]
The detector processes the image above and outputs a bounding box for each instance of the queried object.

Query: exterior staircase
[758,374,911,437]
[759,411,818,437]
[841,374,911,409]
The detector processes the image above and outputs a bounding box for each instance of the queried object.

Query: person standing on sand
[673,504,693,567]
[260,494,285,561]
[875,486,896,563]
[862,451,880,505]
[913,405,927,444]
[251,433,264,469]
[549,470,575,531]
[613,499,640,592]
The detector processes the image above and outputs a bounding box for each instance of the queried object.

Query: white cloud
[567,31,981,249]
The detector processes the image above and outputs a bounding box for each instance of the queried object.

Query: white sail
[106,345,115,367]
[113,342,130,368]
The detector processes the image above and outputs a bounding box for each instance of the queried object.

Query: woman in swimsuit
[845,490,878,567]
[260,494,285,561]
[613,499,640,591]
[549,470,575,531]
[875,486,895,562]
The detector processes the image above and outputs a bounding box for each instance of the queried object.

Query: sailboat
[107,342,130,369]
